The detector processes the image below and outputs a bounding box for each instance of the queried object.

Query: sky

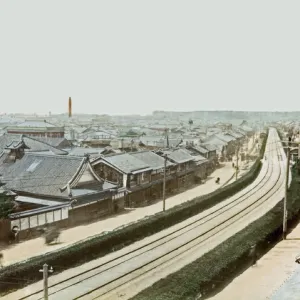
[0,1,300,115]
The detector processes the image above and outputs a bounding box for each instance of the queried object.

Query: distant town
[0,102,297,299]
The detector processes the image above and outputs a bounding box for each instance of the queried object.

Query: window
[26,160,42,172]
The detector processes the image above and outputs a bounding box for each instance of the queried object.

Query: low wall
[1,206,69,242]
[68,199,112,226]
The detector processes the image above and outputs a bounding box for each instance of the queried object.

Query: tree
[0,188,15,219]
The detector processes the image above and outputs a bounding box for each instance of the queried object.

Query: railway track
[6,128,286,300]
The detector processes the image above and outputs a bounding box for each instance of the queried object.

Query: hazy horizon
[1,1,300,115]
[2,109,300,118]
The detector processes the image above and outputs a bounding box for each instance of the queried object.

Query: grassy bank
[0,133,267,294]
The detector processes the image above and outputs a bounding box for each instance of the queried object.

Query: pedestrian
[249,245,258,266]
[0,252,3,268]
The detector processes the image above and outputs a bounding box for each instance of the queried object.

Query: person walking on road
[0,252,3,268]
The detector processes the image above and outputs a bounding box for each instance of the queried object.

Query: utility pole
[283,137,292,240]
[130,139,133,152]
[39,264,53,300]
[235,142,240,181]
[163,154,167,212]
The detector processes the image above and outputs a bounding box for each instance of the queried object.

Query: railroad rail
[6,128,286,300]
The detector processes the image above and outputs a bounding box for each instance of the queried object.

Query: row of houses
[0,119,254,159]
[0,134,218,241]
[0,118,256,242]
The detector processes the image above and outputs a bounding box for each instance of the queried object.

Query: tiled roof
[0,134,68,155]
[240,125,254,132]
[5,140,29,150]
[225,131,243,139]
[214,133,236,143]
[64,147,106,157]
[181,148,207,161]
[139,137,182,148]
[165,149,194,164]
[192,145,209,154]
[201,143,219,152]
[14,120,58,128]
[71,181,117,197]
[234,127,247,135]
[34,137,71,148]
[130,151,174,170]
[0,153,85,197]
[204,135,228,146]
[103,153,151,173]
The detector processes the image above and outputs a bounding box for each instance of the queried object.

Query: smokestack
[68,97,72,118]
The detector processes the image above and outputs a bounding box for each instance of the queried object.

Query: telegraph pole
[283,137,292,240]
[163,154,167,212]
[235,142,240,181]
[39,264,53,300]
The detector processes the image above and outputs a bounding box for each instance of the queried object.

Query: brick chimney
[68,97,72,118]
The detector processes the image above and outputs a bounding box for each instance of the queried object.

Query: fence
[9,204,69,231]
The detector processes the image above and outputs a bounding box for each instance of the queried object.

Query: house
[180,148,209,182]
[156,148,196,189]
[213,133,237,157]
[64,126,87,141]
[92,149,205,207]
[181,135,201,147]
[189,144,218,162]
[84,129,116,140]
[7,120,65,138]
[202,135,228,160]
[214,122,233,131]
[0,150,122,240]
[130,151,174,180]
[33,137,72,149]
[119,129,142,138]
[225,130,244,142]
[139,136,182,150]
[0,133,68,155]
[130,151,176,204]
[189,145,209,158]
[63,146,120,157]
[239,125,254,137]
[200,144,218,160]
[63,147,106,157]
[92,153,153,207]
[206,127,223,137]
[110,138,139,152]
